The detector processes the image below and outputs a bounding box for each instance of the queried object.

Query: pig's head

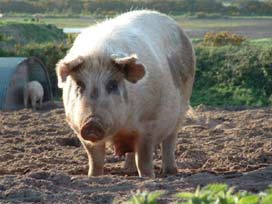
[56,53,145,143]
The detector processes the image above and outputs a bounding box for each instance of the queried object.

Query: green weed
[125,184,272,204]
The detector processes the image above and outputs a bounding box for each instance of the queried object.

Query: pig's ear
[56,56,84,88]
[111,54,146,83]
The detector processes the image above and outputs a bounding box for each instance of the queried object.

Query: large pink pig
[56,10,195,177]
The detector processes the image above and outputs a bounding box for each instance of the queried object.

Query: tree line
[0,0,272,16]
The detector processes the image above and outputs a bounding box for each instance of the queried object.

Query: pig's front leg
[135,137,155,177]
[82,141,105,176]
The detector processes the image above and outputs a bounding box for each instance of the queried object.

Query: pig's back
[115,10,194,82]
[113,10,195,99]
[27,81,44,98]
[113,10,182,52]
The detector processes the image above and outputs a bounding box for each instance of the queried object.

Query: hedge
[1,40,271,106]
[192,43,272,106]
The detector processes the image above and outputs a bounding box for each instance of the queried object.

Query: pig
[56,10,195,177]
[24,81,44,110]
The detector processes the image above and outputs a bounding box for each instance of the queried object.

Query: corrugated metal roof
[0,57,27,109]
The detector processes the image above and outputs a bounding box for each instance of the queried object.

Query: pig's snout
[80,118,105,142]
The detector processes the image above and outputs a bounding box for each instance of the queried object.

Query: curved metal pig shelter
[0,57,53,110]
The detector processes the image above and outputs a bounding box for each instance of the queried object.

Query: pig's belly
[112,129,139,157]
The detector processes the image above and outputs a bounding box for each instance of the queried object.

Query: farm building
[0,57,53,110]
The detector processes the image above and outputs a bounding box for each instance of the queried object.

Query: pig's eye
[106,80,118,94]
[75,80,85,93]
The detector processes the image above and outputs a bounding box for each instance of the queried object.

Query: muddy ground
[0,104,272,203]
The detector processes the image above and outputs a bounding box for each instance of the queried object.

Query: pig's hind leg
[123,152,137,173]
[39,96,43,109]
[135,137,155,177]
[31,95,37,111]
[161,133,178,175]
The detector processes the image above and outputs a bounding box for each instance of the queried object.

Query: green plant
[66,33,78,46]
[177,184,272,204]
[125,184,272,204]
[0,33,4,41]
[0,22,66,46]
[178,184,236,204]
[202,32,246,46]
[126,191,164,204]
[0,33,13,42]
[192,42,272,106]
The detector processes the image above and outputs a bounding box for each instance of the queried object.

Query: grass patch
[1,16,103,28]
[173,17,271,29]
[126,184,272,204]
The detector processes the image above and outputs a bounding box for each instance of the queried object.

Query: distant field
[176,17,272,39]
[0,16,100,28]
[2,16,272,39]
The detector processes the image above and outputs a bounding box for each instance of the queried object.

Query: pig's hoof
[88,172,103,177]
[139,173,155,178]
[162,167,178,175]
[124,164,137,174]
[88,169,104,177]
[138,169,155,178]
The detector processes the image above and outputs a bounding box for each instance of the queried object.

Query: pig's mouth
[80,117,106,143]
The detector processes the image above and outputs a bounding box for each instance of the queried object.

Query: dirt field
[0,104,272,203]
